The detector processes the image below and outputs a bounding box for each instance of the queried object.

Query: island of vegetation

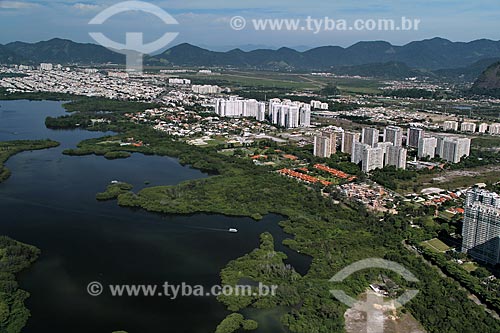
[0,237,40,333]
[6,94,498,332]
[63,146,132,160]
[0,139,60,183]
[215,313,258,333]
[96,182,133,201]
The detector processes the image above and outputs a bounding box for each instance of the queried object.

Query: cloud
[73,3,100,11]
[0,1,40,9]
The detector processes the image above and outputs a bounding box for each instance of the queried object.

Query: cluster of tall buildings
[214,97,311,127]
[313,127,344,158]
[314,124,471,172]
[462,188,500,265]
[418,135,471,163]
[168,78,191,85]
[436,137,471,163]
[443,120,500,135]
[192,85,221,94]
[352,143,384,172]
[313,126,407,172]
[40,63,53,71]
[355,127,407,172]
[310,100,329,110]
[404,126,472,163]
[269,99,311,128]
[351,141,407,172]
[215,97,266,120]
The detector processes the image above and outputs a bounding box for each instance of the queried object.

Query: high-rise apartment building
[478,123,489,133]
[313,135,332,158]
[215,97,266,119]
[361,147,384,173]
[460,122,477,133]
[299,107,311,127]
[361,127,379,147]
[342,132,361,155]
[418,137,438,159]
[384,126,403,146]
[387,146,407,170]
[192,85,221,94]
[443,121,459,131]
[407,127,424,148]
[489,123,500,135]
[375,142,393,165]
[462,188,500,265]
[269,99,311,128]
[437,137,471,163]
[40,63,53,71]
[321,131,338,155]
[351,141,369,164]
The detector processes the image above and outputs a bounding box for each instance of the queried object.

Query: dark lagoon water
[0,100,310,333]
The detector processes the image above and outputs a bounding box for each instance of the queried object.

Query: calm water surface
[0,100,310,333]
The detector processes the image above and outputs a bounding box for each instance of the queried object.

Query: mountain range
[146,38,500,71]
[2,37,500,79]
[1,38,124,65]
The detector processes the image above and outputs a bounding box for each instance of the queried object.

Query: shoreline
[0,139,60,184]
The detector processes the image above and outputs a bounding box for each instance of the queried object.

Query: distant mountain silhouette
[148,38,500,70]
[3,38,124,64]
[434,58,500,82]
[0,44,24,64]
[2,37,500,78]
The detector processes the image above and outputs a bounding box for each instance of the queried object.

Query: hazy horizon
[1,0,500,49]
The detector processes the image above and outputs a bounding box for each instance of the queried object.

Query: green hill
[471,61,500,97]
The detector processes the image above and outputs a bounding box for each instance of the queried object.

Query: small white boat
[228,228,238,233]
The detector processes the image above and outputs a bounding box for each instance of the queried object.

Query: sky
[1,0,499,51]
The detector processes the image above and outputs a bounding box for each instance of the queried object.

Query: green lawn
[471,136,500,150]
[462,262,478,272]
[421,238,451,253]
[438,211,456,221]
